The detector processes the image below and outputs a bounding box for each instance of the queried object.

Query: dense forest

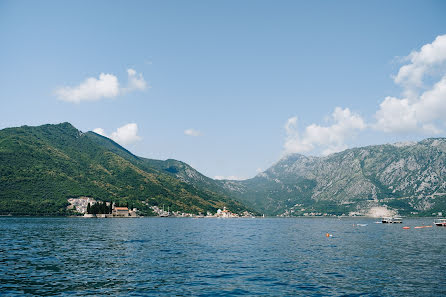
[0,123,252,216]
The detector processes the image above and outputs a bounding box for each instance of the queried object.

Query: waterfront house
[113,207,130,217]
[112,206,138,217]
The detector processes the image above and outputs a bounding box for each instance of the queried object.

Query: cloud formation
[55,69,147,103]
[284,107,366,156]
[394,34,446,97]
[184,129,202,137]
[93,123,142,146]
[123,69,147,93]
[55,73,120,103]
[375,34,446,134]
[284,34,446,157]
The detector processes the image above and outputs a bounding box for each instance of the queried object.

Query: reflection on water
[0,217,445,296]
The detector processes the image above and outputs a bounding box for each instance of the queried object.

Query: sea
[0,217,444,296]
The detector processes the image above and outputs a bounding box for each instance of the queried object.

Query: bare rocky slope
[220,139,446,216]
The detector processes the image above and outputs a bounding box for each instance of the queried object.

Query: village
[149,205,255,218]
[67,197,138,218]
[67,197,256,218]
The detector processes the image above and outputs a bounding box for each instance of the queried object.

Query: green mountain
[221,140,446,216]
[2,122,444,217]
[115,137,446,217]
[0,123,250,216]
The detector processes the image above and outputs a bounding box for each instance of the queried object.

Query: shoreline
[0,215,444,219]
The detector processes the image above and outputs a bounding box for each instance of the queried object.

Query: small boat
[434,218,446,227]
[382,217,403,224]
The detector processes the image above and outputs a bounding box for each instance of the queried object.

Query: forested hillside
[0,123,250,215]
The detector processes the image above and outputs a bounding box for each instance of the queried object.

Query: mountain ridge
[0,123,251,215]
[1,122,445,217]
[221,138,446,216]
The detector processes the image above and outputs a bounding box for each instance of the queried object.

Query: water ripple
[0,217,445,296]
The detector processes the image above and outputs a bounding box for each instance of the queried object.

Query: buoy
[414,225,433,229]
[403,226,410,229]
[326,233,332,237]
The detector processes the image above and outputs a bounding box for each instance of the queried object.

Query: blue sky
[1,1,446,179]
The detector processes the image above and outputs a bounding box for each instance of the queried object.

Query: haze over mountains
[0,123,445,217]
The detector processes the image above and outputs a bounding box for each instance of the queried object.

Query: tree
[87,203,91,214]
[100,201,107,214]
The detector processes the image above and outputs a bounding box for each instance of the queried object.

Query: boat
[382,217,403,224]
[434,218,446,226]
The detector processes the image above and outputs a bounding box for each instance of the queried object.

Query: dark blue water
[0,217,445,296]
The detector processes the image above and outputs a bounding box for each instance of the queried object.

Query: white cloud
[282,35,446,155]
[92,128,106,136]
[93,123,142,146]
[214,175,246,181]
[110,123,142,145]
[284,117,312,154]
[55,73,120,103]
[394,34,446,98]
[123,68,147,93]
[374,96,418,133]
[184,129,202,137]
[415,75,446,123]
[375,34,446,134]
[284,107,366,156]
[55,69,147,103]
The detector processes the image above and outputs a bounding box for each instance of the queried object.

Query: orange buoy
[414,225,433,229]
[403,226,410,229]
[326,233,330,237]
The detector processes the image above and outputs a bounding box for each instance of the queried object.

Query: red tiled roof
[115,207,129,210]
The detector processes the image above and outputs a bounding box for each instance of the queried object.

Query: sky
[1,0,446,180]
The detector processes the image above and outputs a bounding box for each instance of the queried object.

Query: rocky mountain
[222,139,446,216]
[1,122,444,217]
[0,123,251,216]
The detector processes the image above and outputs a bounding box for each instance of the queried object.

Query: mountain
[2,122,445,217]
[221,139,446,216]
[0,123,251,216]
